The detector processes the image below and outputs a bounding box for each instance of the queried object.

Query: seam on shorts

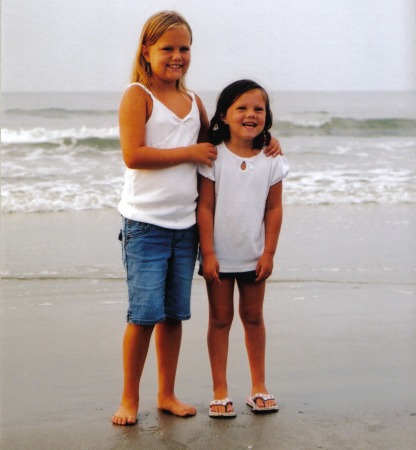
[127,315,166,326]
[166,311,191,321]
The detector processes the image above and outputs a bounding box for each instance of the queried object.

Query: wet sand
[1,205,415,449]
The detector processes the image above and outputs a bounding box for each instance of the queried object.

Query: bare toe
[112,403,138,426]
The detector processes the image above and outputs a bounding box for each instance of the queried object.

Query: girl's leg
[155,225,198,416]
[155,318,196,416]
[112,323,154,425]
[237,280,276,409]
[207,278,235,413]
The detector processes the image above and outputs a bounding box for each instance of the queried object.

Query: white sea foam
[284,166,415,205]
[1,126,119,144]
[2,164,414,213]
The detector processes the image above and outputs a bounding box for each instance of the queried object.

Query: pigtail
[253,130,271,150]
[208,114,230,145]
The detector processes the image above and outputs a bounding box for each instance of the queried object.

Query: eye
[181,46,190,52]
[163,47,172,51]
[237,106,246,110]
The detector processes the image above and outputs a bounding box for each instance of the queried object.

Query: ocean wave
[1,179,124,214]
[3,107,117,118]
[1,126,120,147]
[283,169,415,205]
[2,167,414,213]
[275,117,416,137]
[2,116,416,147]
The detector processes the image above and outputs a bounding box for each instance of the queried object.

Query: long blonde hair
[131,11,192,93]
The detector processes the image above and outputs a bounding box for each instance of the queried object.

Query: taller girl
[112,11,282,426]
[112,11,217,425]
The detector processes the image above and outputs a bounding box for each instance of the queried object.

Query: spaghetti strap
[128,83,194,102]
[128,82,153,97]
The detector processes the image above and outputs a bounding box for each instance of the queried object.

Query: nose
[172,49,182,60]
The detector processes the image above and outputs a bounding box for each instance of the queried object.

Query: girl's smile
[222,89,266,149]
[142,26,191,85]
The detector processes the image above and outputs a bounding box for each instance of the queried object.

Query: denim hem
[127,316,166,326]
[166,312,191,321]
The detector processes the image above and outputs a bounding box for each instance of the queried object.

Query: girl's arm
[119,85,217,169]
[264,136,284,157]
[196,174,221,284]
[195,94,210,144]
[255,181,283,282]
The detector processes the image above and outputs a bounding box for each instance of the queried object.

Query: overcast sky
[1,0,415,92]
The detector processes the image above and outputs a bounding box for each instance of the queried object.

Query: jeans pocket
[125,220,154,243]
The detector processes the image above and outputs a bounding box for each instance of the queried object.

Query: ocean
[1,91,415,214]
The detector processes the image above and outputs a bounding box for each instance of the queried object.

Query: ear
[142,45,150,62]
[220,113,228,125]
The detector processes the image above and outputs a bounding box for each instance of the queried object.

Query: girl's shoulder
[122,83,153,98]
[192,91,206,114]
[120,83,153,119]
[192,92,210,137]
[269,155,290,184]
[127,82,152,95]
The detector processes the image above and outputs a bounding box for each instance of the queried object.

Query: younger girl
[112,12,283,426]
[197,80,289,417]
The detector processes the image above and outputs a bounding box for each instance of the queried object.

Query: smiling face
[142,26,191,86]
[222,89,267,146]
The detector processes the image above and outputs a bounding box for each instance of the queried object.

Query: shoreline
[2,203,415,283]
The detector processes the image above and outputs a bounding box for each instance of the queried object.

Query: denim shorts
[120,218,198,326]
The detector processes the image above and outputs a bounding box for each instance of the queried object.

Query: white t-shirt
[118,83,200,229]
[198,142,289,272]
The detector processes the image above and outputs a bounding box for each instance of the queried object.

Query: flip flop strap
[252,393,275,402]
[210,397,233,407]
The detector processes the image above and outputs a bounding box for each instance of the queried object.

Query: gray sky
[1,0,415,92]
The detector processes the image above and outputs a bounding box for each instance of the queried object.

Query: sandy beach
[1,205,415,449]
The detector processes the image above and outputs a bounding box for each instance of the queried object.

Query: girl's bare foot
[157,394,196,416]
[112,398,138,425]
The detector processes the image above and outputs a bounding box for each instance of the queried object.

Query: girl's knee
[240,311,264,328]
[209,314,233,330]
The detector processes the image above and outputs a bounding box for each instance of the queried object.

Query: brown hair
[131,11,192,93]
[209,80,273,150]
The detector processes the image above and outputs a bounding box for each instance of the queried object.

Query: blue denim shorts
[120,218,198,326]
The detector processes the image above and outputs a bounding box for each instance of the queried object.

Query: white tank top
[118,83,201,229]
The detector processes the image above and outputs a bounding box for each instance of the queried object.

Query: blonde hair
[131,11,192,93]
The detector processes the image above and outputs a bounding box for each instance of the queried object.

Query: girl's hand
[264,136,283,157]
[190,143,218,167]
[202,254,221,284]
[255,253,274,282]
